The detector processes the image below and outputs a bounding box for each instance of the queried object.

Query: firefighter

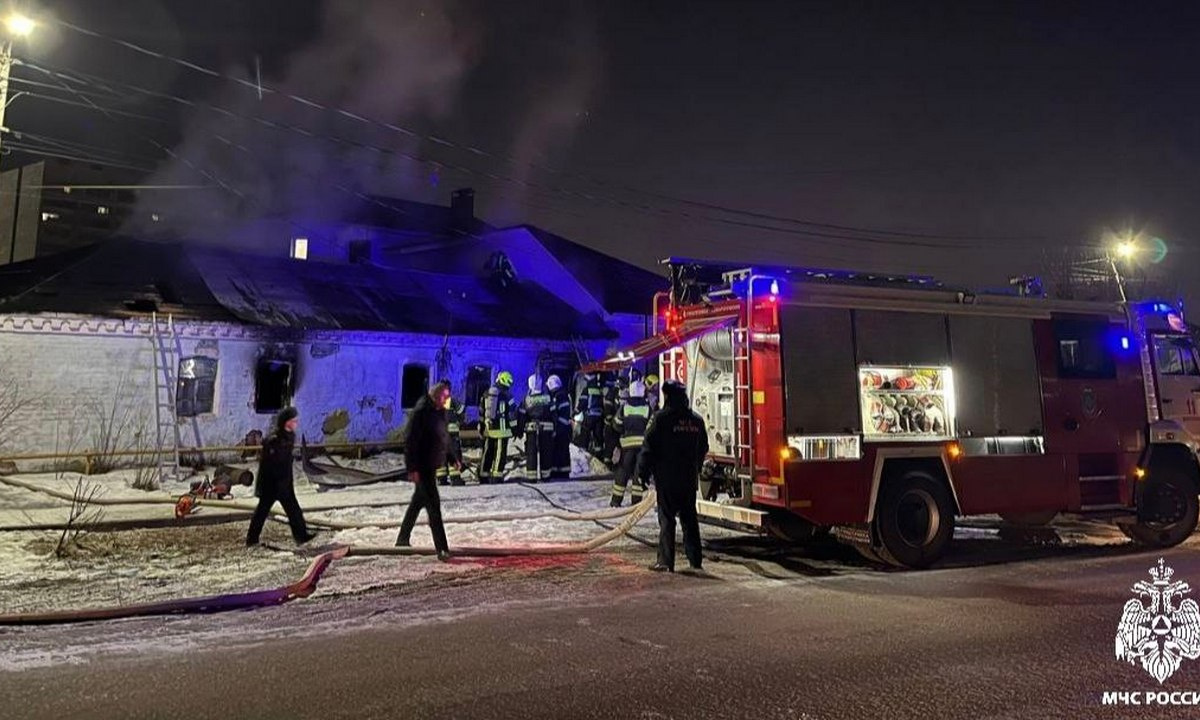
[519,374,554,482]
[480,371,515,483]
[575,371,605,456]
[547,374,573,480]
[638,380,709,573]
[435,378,465,486]
[601,372,620,468]
[645,373,661,413]
[610,379,651,507]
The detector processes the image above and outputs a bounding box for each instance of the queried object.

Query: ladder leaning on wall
[150,312,183,482]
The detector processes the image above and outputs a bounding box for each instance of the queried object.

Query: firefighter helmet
[546,375,563,392]
[496,371,514,387]
[628,380,646,398]
[528,374,543,393]
[646,374,660,386]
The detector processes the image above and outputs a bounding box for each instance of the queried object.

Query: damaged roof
[0,237,615,340]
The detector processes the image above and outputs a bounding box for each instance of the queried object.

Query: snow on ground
[0,525,309,615]
[0,460,676,616]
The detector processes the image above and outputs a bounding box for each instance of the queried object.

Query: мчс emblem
[1115,558,1200,684]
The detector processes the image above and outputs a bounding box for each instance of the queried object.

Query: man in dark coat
[246,407,316,546]
[637,380,709,572]
[396,382,452,560]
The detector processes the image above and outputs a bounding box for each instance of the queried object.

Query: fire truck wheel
[1126,467,1199,549]
[874,471,955,569]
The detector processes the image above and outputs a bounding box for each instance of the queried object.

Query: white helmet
[627,380,646,398]
[546,375,563,392]
[528,374,543,393]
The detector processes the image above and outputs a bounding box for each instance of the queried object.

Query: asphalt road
[5,523,1200,720]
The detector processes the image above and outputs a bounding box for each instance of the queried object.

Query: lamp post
[1108,238,1139,304]
[0,13,36,158]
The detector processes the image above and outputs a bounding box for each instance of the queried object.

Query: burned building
[0,191,665,467]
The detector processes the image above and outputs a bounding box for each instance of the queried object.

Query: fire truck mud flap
[832,524,883,564]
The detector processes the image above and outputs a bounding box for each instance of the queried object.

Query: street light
[0,11,36,158]
[4,13,35,37]
[1108,236,1141,304]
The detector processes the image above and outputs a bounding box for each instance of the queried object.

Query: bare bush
[0,372,29,453]
[54,476,105,558]
[87,372,143,475]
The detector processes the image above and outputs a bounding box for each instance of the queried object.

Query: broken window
[176,357,218,417]
[255,359,293,414]
[401,363,430,409]
[465,364,493,407]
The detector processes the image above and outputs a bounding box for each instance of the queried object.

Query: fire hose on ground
[0,485,659,626]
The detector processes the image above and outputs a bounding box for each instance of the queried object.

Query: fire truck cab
[587,259,1200,568]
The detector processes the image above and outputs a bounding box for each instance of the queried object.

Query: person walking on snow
[246,407,317,547]
[395,382,452,561]
[638,380,709,573]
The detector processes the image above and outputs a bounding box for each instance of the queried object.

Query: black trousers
[656,490,702,570]
[551,427,572,479]
[480,436,509,482]
[524,427,554,481]
[611,446,646,505]
[582,415,604,454]
[397,473,449,553]
[247,485,309,544]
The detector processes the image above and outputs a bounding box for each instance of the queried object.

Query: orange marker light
[947,442,963,460]
[1135,467,1147,480]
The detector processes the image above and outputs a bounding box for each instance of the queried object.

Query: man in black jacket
[246,407,316,546]
[396,382,452,560]
[637,380,709,572]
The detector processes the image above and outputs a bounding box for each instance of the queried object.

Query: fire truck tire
[1126,466,1199,549]
[874,471,955,569]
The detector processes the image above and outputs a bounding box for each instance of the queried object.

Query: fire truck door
[1152,334,1200,438]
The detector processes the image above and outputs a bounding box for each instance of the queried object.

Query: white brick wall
[0,314,604,468]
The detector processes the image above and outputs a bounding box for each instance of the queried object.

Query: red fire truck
[586,258,1200,568]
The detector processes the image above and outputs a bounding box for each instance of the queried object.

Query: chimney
[450,188,474,229]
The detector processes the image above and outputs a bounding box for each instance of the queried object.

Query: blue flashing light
[769,279,780,296]
[1120,336,1131,351]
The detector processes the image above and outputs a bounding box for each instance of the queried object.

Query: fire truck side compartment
[948,315,1043,438]
[779,307,858,434]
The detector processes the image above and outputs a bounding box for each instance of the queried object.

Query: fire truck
[585,258,1200,568]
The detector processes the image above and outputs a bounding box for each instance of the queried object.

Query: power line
[16,58,1064,259]
[47,16,1056,248]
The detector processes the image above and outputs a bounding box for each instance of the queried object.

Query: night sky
[9,0,1200,305]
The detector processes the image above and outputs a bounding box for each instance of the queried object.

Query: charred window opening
[465,364,493,407]
[177,356,217,417]
[255,359,293,413]
[1053,319,1116,379]
[401,363,430,409]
